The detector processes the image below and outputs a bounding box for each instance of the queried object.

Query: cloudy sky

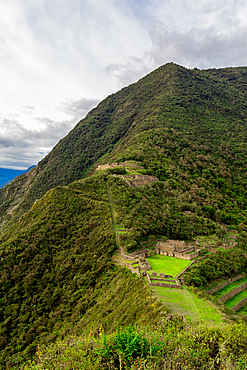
[1,0,247,169]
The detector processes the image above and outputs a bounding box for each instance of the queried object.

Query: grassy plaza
[146,254,192,277]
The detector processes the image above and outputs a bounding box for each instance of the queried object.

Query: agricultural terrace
[225,290,247,310]
[146,255,191,277]
[237,305,247,316]
[208,275,247,316]
[214,276,247,299]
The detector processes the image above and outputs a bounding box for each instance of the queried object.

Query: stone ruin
[160,273,174,278]
[96,163,119,171]
[96,162,159,187]
[138,253,151,270]
[155,240,200,260]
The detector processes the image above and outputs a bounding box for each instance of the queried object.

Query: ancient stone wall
[96,163,118,171]
[121,261,140,276]
[150,278,177,283]
[131,175,159,187]
[129,265,140,277]
[196,254,212,262]
[174,251,200,260]
[147,273,181,288]
[179,247,195,254]
[232,296,247,312]
[219,282,247,303]
[155,241,200,260]
[149,282,181,289]
[122,255,136,261]
[138,254,151,270]
[207,274,246,295]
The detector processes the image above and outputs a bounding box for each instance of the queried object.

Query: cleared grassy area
[225,289,247,309]
[152,286,223,324]
[214,276,247,299]
[146,255,191,277]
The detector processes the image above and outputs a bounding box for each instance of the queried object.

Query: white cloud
[59,97,100,121]
[0,0,247,168]
[145,0,247,69]
[0,95,100,169]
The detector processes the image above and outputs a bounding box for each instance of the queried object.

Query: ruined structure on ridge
[155,240,200,260]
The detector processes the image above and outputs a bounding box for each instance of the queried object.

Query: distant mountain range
[0,166,35,188]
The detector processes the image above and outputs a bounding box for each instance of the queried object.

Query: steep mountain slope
[1,63,247,233]
[1,63,247,367]
[0,174,164,368]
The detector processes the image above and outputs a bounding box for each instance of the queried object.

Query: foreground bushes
[22,319,247,370]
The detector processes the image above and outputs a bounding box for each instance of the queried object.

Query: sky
[1,0,247,169]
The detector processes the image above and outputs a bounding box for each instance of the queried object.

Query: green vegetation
[0,175,165,368]
[183,248,247,288]
[1,63,247,238]
[152,286,223,324]
[147,255,191,277]
[23,322,247,369]
[237,305,247,316]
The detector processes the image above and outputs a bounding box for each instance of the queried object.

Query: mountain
[1,63,247,368]
[0,63,247,233]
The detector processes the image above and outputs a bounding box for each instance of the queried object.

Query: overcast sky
[1,0,247,169]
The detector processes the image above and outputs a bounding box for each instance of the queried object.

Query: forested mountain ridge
[1,63,247,233]
[1,63,247,368]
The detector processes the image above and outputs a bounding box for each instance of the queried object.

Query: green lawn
[146,255,192,277]
[225,289,247,309]
[152,286,223,324]
[214,276,247,299]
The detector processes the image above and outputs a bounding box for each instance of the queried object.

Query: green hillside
[1,63,247,368]
[1,63,247,234]
[0,174,165,367]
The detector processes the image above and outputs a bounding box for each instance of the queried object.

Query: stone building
[155,240,200,260]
